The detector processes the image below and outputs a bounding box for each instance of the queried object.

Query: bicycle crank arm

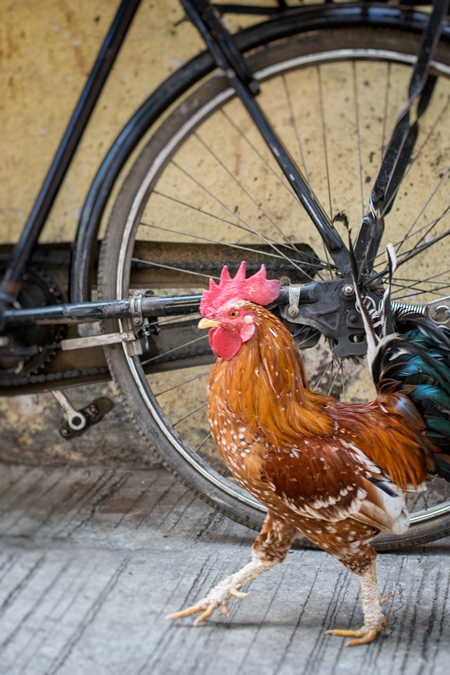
[52,389,115,439]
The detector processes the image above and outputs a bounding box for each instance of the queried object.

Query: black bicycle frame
[1,0,448,334]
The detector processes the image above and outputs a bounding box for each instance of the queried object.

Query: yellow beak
[198,318,220,329]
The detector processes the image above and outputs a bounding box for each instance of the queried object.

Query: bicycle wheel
[98,15,450,550]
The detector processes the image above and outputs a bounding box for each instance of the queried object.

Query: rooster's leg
[326,562,388,647]
[169,511,297,624]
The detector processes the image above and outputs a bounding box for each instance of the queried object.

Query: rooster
[170,255,450,646]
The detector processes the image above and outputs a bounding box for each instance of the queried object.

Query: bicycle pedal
[59,396,115,440]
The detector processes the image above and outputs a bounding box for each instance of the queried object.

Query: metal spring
[391,301,426,315]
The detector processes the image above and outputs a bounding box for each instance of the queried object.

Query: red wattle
[209,327,242,360]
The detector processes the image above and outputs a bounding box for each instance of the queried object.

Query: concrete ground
[2,1,450,674]
[1,460,450,675]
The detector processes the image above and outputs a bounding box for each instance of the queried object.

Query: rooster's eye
[229,309,239,319]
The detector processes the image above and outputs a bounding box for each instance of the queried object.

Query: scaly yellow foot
[169,588,249,625]
[326,563,390,647]
[169,555,277,625]
[326,616,387,647]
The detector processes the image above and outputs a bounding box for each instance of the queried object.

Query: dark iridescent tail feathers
[350,241,450,482]
[374,309,450,481]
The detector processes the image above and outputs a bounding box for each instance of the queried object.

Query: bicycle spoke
[195,432,212,453]
[327,363,340,397]
[152,190,271,236]
[140,334,209,366]
[156,314,201,327]
[194,131,299,252]
[380,62,392,161]
[146,193,328,267]
[173,401,208,427]
[155,370,209,397]
[317,64,333,221]
[399,201,450,261]
[381,94,450,218]
[395,169,450,255]
[399,204,450,251]
[392,268,450,286]
[131,257,220,281]
[203,96,316,233]
[372,204,450,268]
[390,280,450,295]
[282,73,312,193]
[220,108,298,203]
[140,218,296,260]
[340,361,346,402]
[137,221,328,278]
[170,160,308,275]
[313,358,333,392]
[391,282,450,300]
[292,330,318,349]
[396,223,450,266]
[352,60,365,219]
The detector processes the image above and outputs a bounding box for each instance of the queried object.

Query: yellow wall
[0,0,268,245]
[1,0,203,244]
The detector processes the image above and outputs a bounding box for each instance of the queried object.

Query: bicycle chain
[0,364,110,389]
[0,269,66,378]
[0,344,211,389]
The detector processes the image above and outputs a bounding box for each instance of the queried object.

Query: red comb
[200,262,280,317]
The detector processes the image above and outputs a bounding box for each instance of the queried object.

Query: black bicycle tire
[99,12,450,551]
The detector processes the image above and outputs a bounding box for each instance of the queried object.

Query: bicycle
[1,0,450,552]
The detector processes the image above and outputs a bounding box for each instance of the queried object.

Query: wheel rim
[112,35,450,530]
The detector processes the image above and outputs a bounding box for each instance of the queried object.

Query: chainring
[0,269,66,377]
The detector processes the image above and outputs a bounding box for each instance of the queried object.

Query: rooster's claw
[169,583,251,624]
[169,600,220,624]
[325,615,387,647]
